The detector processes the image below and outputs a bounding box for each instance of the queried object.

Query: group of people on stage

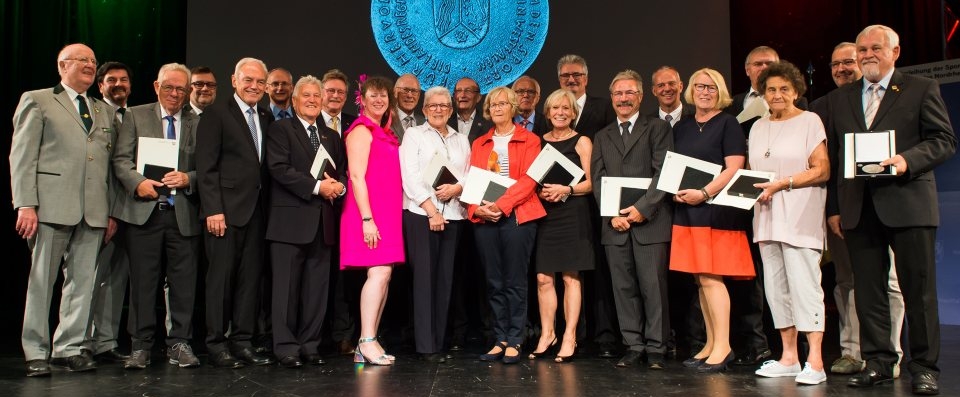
[10,23,956,395]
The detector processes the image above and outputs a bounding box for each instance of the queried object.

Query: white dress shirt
[399,122,471,220]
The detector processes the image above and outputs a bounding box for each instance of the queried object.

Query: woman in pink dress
[340,75,404,365]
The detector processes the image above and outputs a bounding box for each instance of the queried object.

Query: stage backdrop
[186,0,732,116]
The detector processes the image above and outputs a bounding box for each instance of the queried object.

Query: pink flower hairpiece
[354,74,368,113]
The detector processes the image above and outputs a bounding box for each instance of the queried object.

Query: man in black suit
[592,70,673,369]
[196,57,275,368]
[265,75,347,368]
[391,73,425,141]
[650,66,694,127]
[511,75,548,135]
[320,69,356,137]
[449,77,492,143]
[825,25,956,395]
[557,54,620,358]
[267,68,295,120]
[187,66,217,116]
[112,63,202,370]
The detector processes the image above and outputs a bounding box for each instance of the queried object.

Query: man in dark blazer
[649,66,695,127]
[111,63,202,370]
[512,75,548,135]
[558,54,620,358]
[592,70,673,369]
[265,75,347,368]
[196,57,275,368]
[449,77,493,143]
[726,46,809,137]
[391,73,425,141]
[825,25,956,395]
[320,69,356,137]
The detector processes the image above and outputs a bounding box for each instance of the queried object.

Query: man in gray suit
[591,69,673,370]
[10,43,117,376]
[112,63,202,370]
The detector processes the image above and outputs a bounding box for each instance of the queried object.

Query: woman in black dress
[528,89,595,363]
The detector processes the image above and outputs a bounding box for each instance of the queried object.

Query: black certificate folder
[143,164,174,197]
[539,162,576,186]
[619,187,646,209]
[317,159,337,180]
[678,166,714,191]
[482,181,509,203]
[726,175,767,199]
[432,166,459,188]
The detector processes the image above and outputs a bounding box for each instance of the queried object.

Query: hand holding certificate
[600,177,652,217]
[844,130,897,178]
[656,151,722,194]
[710,169,775,210]
[460,166,516,205]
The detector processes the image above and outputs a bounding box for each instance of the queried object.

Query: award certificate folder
[656,151,722,194]
[310,144,337,180]
[422,151,463,189]
[600,177,652,217]
[137,137,179,197]
[460,166,516,205]
[526,143,585,186]
[845,130,897,178]
[711,169,776,210]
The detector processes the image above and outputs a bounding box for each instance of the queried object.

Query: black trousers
[204,206,265,354]
[269,234,332,358]
[847,196,940,376]
[604,241,670,354]
[403,211,462,354]
[448,222,492,346]
[474,214,536,346]
[126,206,198,350]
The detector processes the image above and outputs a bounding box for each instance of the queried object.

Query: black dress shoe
[26,360,50,377]
[647,353,665,370]
[733,348,772,366]
[616,350,643,367]
[911,372,939,395]
[210,351,245,369]
[302,354,326,366]
[598,342,618,359]
[847,368,893,388]
[279,355,303,369]
[94,349,129,363]
[682,356,706,368]
[64,354,97,372]
[419,353,447,363]
[232,347,274,366]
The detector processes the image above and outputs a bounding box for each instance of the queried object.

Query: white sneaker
[795,362,828,385]
[755,360,802,377]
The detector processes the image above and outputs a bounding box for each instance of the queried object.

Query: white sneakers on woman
[755,360,827,385]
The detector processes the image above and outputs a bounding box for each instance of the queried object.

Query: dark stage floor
[1,325,958,397]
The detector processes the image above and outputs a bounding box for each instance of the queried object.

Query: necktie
[117,107,126,124]
[520,119,530,130]
[864,83,881,127]
[246,108,260,156]
[403,115,414,129]
[664,114,673,124]
[77,95,92,132]
[620,121,631,144]
[163,115,176,140]
[278,109,290,119]
[308,125,320,152]
[329,116,339,132]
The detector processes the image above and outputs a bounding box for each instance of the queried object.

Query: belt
[157,201,174,211]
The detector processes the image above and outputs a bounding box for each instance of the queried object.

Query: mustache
[616,101,634,107]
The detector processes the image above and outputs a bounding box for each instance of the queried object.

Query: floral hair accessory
[354,74,368,113]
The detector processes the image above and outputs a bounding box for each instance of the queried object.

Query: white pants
[759,241,825,332]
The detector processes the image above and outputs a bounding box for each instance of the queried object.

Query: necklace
[764,121,787,158]
[695,120,708,132]
[548,129,573,141]
[493,125,515,137]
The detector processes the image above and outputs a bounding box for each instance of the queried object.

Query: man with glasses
[188,66,217,115]
[511,76,547,135]
[267,68,295,120]
[391,73,425,141]
[448,77,492,143]
[12,43,117,376]
[320,69,356,137]
[111,63,202,370]
[556,54,615,139]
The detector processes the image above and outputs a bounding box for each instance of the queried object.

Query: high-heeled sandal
[355,337,393,366]
[479,342,508,362]
[528,337,558,359]
[554,342,578,363]
[502,344,522,364]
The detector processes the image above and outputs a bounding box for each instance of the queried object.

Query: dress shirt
[399,123,471,220]
[617,112,641,134]
[659,103,683,127]
[514,113,535,129]
[297,116,326,195]
[457,109,478,136]
[574,93,587,126]
[743,87,766,111]
[321,110,342,135]
[234,93,263,158]
[271,103,294,120]
[61,84,86,115]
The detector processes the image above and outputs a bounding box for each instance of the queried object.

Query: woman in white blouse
[399,86,471,362]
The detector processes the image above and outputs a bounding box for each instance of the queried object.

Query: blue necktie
[163,115,176,140]
[278,109,291,119]
[246,107,260,156]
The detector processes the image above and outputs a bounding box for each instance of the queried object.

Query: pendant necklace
[765,122,786,158]
[695,120,707,132]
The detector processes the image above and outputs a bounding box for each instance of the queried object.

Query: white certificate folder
[137,137,179,196]
[310,144,337,180]
[526,143,585,186]
[711,169,776,210]
[600,177,652,217]
[845,130,897,178]
[460,166,516,205]
[656,151,722,194]
[423,151,463,188]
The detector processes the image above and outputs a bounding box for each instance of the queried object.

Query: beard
[861,63,881,82]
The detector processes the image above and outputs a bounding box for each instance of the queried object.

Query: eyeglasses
[396,87,420,95]
[454,88,478,95]
[693,84,718,94]
[611,90,640,97]
[829,59,857,69]
[426,103,452,111]
[269,81,291,88]
[749,60,774,68]
[489,101,511,110]
[324,88,346,96]
[559,72,586,80]
[514,89,537,96]
[63,57,97,66]
[191,81,217,89]
[160,85,189,95]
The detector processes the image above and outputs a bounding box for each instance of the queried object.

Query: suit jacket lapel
[870,71,904,129]
[846,82,868,131]
[622,117,646,155]
[53,85,87,132]
[292,119,316,156]
[151,103,166,138]
[179,110,198,165]
[228,100,260,156]
[608,125,626,155]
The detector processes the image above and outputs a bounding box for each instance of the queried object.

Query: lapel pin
[891,85,900,92]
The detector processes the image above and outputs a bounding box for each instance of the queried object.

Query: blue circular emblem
[371,0,549,94]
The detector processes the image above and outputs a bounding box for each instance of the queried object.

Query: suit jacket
[726,91,809,137]
[825,71,957,228]
[196,98,274,227]
[264,117,347,246]
[591,114,674,246]
[10,84,116,228]
[111,103,201,236]
[448,108,494,144]
[574,95,616,138]
[338,112,358,136]
[390,109,425,142]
